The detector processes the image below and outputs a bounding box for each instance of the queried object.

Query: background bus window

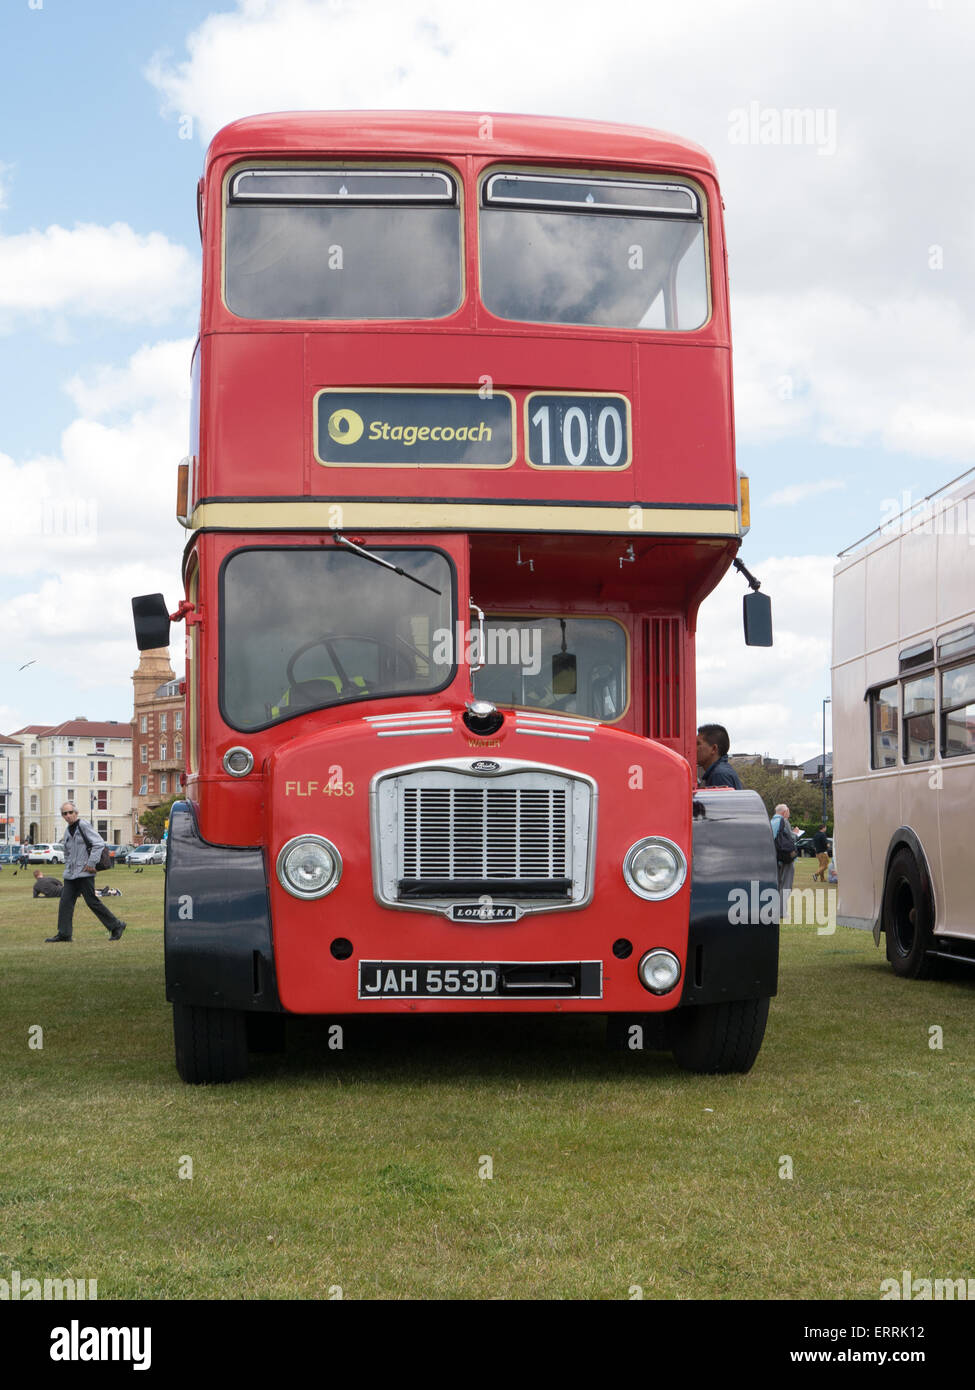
[941,661,975,758]
[225,167,462,320]
[902,674,935,763]
[870,684,899,767]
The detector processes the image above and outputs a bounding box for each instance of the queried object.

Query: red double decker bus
[134,111,777,1083]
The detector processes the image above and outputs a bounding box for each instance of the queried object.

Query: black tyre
[883,849,935,979]
[670,996,770,1074]
[173,1003,248,1084]
[246,1012,286,1054]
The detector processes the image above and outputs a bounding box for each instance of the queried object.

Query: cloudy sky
[1,0,973,764]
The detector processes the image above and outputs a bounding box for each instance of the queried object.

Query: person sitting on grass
[32,870,62,898]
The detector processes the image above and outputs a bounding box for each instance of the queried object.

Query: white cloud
[0,556,186,732]
[766,479,845,507]
[2,340,193,632]
[0,161,11,211]
[0,222,196,329]
[696,554,834,764]
[65,339,194,417]
[733,292,975,461]
[144,1,975,470]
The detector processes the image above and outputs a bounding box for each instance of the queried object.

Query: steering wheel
[285,633,417,702]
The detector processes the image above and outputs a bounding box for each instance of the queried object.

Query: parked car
[28,844,65,864]
[113,844,139,864]
[794,833,832,859]
[127,843,167,866]
[0,844,22,864]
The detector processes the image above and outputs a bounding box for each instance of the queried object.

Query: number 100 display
[526,393,631,469]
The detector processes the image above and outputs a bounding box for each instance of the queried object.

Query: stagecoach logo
[316,390,514,467]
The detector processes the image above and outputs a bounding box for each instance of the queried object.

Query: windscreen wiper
[332,533,442,595]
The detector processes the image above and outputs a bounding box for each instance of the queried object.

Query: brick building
[132,648,186,838]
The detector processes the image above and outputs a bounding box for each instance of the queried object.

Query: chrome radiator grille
[402,786,569,881]
[372,761,595,913]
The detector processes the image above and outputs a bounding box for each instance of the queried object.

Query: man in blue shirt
[696,724,743,789]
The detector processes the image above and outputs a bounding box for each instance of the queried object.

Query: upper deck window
[225,167,462,320]
[480,170,708,330]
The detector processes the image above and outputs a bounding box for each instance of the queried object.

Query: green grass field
[1,859,972,1300]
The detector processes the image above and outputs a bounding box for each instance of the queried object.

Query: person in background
[44,802,126,944]
[33,869,63,898]
[696,724,744,789]
[770,803,797,915]
[18,845,29,869]
[812,824,830,882]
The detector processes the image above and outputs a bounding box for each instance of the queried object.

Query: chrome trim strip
[376,727,452,737]
[484,172,699,217]
[231,168,455,204]
[515,729,590,741]
[365,711,452,722]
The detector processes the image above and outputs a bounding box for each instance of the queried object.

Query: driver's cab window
[473,616,627,721]
[221,546,454,729]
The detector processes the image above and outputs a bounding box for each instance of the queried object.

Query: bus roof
[205,110,720,179]
[836,465,975,566]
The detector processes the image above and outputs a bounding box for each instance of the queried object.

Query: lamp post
[822,696,832,824]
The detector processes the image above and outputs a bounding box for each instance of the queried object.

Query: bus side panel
[682,789,779,1005]
[165,799,281,1012]
[832,653,877,928]
[201,333,305,499]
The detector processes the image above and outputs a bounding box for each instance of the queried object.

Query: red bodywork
[177,112,743,1016]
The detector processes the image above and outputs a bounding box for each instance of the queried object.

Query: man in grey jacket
[45,802,126,943]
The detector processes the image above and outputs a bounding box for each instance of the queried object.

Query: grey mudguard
[165,800,281,1012]
[681,788,779,1006]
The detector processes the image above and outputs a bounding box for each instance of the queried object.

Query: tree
[140,795,180,842]
[736,763,832,833]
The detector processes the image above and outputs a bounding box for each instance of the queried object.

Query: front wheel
[670,996,770,1074]
[173,1003,248,1084]
[883,849,935,979]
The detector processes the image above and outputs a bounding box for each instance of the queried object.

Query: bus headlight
[277,835,342,899]
[623,837,686,900]
[638,949,682,994]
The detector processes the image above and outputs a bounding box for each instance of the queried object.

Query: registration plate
[357,960,603,999]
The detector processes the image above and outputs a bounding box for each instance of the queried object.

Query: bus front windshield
[221,548,455,730]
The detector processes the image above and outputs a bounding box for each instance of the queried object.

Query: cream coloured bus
[832,469,975,975]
